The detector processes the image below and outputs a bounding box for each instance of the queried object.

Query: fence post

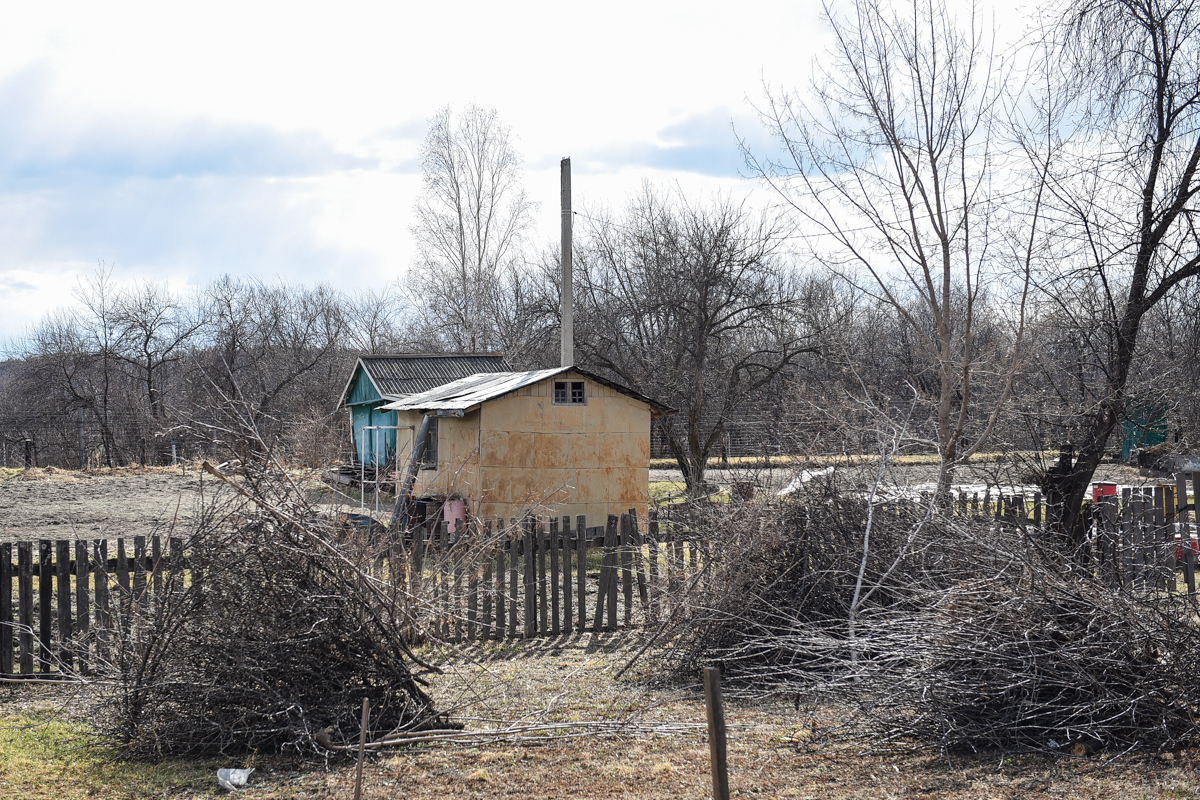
[576,515,587,632]
[704,666,731,800]
[18,542,33,674]
[38,541,52,673]
[0,543,11,675]
[549,518,560,636]
[55,540,72,673]
[1176,472,1195,597]
[561,516,572,636]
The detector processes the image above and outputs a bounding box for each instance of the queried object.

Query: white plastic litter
[776,467,835,496]
[217,768,254,792]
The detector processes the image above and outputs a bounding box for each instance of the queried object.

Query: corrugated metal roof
[336,354,511,408]
[379,367,675,416]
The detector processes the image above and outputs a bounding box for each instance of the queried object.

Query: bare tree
[112,280,203,420]
[408,104,536,353]
[1027,0,1200,547]
[749,0,1045,501]
[574,186,817,496]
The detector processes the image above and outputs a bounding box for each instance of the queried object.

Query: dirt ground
[0,466,367,542]
[0,461,1158,542]
[4,634,1200,799]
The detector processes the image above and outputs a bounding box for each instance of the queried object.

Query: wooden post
[38,540,52,673]
[1188,474,1199,596]
[467,521,478,644]
[56,540,72,672]
[94,540,110,664]
[538,521,548,635]
[18,542,33,674]
[453,520,465,645]
[704,666,731,800]
[494,521,506,639]
[151,535,163,600]
[509,521,519,638]
[647,510,660,622]
[630,509,648,614]
[0,542,11,675]
[576,515,587,632]
[353,697,369,800]
[75,539,89,674]
[523,519,536,637]
[620,513,633,628]
[1120,488,1133,589]
[561,516,572,635]
[133,536,147,611]
[606,515,620,630]
[549,518,560,636]
[482,521,493,641]
[116,538,130,633]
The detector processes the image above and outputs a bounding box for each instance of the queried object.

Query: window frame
[552,380,587,406]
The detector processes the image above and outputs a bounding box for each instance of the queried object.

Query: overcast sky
[0,0,1031,341]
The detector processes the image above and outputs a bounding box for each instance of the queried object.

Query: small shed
[336,354,510,466]
[379,367,674,523]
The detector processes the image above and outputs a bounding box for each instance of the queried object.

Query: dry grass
[4,633,1200,798]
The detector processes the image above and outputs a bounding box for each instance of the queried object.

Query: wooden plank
[606,514,620,630]
[561,516,572,636]
[1177,473,1195,595]
[1189,474,1199,596]
[548,519,560,636]
[630,509,648,614]
[1120,488,1133,589]
[151,535,163,600]
[1156,484,1166,592]
[620,513,633,628]
[482,520,494,641]
[453,520,464,644]
[94,540,110,665]
[576,515,587,632]
[169,538,184,595]
[38,540,52,673]
[508,521,519,638]
[1140,488,1155,590]
[495,520,506,639]
[467,520,478,644]
[115,538,130,632]
[0,542,12,675]
[1101,493,1119,587]
[537,521,548,636]
[18,542,33,674]
[523,520,535,637]
[647,511,660,623]
[438,520,450,641]
[1163,486,1176,592]
[74,539,89,675]
[133,535,147,611]
[56,540,72,673]
[411,523,425,599]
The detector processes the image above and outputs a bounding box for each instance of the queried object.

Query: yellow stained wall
[397,372,650,526]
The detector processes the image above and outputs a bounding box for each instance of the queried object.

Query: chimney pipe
[560,157,573,368]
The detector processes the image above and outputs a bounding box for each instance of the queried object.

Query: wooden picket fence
[379,509,707,644]
[0,535,188,679]
[0,510,709,678]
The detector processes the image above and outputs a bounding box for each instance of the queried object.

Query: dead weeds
[4,633,1200,798]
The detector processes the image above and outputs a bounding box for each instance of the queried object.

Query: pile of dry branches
[657,482,1200,753]
[90,464,447,757]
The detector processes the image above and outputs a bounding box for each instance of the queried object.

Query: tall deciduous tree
[749,0,1044,501]
[408,104,536,354]
[574,186,816,496]
[1031,0,1200,548]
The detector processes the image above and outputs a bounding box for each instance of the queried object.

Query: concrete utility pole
[560,157,573,368]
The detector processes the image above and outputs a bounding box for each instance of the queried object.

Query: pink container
[444,498,466,535]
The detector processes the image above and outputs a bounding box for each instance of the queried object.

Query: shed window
[553,380,586,405]
[420,419,438,469]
